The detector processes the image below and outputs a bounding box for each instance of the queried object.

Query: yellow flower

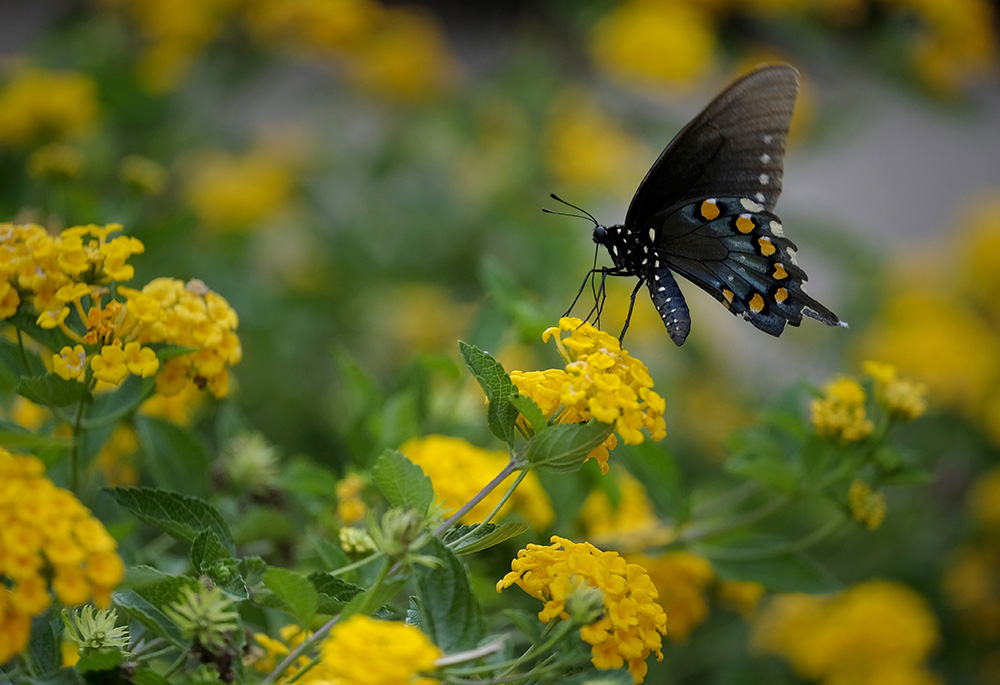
[498,536,667,683]
[810,377,874,444]
[53,345,88,382]
[590,0,717,88]
[182,148,295,230]
[0,447,124,664]
[631,551,714,642]
[967,467,1000,529]
[511,318,666,474]
[251,624,312,678]
[752,580,940,685]
[123,341,159,378]
[0,68,99,147]
[141,381,205,425]
[399,435,554,530]
[8,397,48,430]
[863,361,928,420]
[849,480,887,530]
[317,615,442,684]
[543,88,649,194]
[335,472,368,525]
[942,541,1000,642]
[717,579,766,617]
[27,143,85,180]
[578,469,675,550]
[242,0,382,55]
[91,344,129,385]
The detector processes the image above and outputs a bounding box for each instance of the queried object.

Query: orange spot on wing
[775,287,788,303]
[749,293,765,312]
[773,263,788,280]
[701,200,720,220]
[735,215,755,234]
[758,237,776,256]
[723,288,734,304]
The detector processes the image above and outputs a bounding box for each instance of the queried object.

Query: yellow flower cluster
[630,551,713,643]
[863,361,928,420]
[849,480,887,530]
[752,580,941,685]
[498,536,667,683]
[335,472,368,525]
[0,447,125,665]
[511,318,667,474]
[253,617,441,684]
[0,68,99,147]
[182,148,295,230]
[399,435,554,530]
[578,469,675,550]
[122,277,242,398]
[810,377,874,444]
[590,0,717,88]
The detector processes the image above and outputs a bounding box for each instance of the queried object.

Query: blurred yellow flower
[942,540,1000,643]
[511,318,667,474]
[631,551,714,642]
[863,360,928,420]
[849,480,887,530]
[579,469,675,550]
[590,0,717,88]
[0,447,125,664]
[544,88,649,194]
[243,0,382,57]
[141,381,205,425]
[810,377,874,443]
[399,435,554,530]
[7,397,48,431]
[335,472,368,525]
[717,579,766,617]
[498,536,667,683]
[0,68,99,147]
[752,580,941,685]
[968,467,1000,530]
[347,6,456,104]
[182,149,295,230]
[119,154,168,195]
[318,615,441,684]
[93,425,139,487]
[27,143,85,181]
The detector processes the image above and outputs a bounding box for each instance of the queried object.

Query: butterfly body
[581,63,844,346]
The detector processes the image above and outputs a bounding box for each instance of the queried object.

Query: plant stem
[693,481,762,519]
[15,328,31,374]
[679,493,792,544]
[447,469,528,549]
[328,551,383,577]
[693,515,849,561]
[70,397,86,494]
[435,459,518,536]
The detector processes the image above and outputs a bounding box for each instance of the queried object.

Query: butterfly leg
[618,278,646,343]
[564,268,603,318]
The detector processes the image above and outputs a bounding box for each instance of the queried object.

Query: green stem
[447,469,528,550]
[15,328,31,374]
[497,619,577,679]
[70,397,86,494]
[679,493,792,544]
[435,459,518,536]
[328,550,384,577]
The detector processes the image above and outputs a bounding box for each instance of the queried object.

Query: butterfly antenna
[542,193,599,226]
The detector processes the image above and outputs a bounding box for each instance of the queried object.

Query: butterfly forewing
[625,64,798,227]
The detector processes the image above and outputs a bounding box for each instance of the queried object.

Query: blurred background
[2,0,1000,682]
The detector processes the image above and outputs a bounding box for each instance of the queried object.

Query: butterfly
[553,63,846,346]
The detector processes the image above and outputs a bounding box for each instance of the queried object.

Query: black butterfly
[554,63,845,346]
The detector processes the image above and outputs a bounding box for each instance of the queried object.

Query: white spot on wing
[763,134,772,144]
[760,153,771,163]
[648,228,655,241]
[759,173,770,185]
[770,220,784,237]
[755,191,766,202]
[740,198,763,212]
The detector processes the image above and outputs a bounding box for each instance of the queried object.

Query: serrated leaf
[191,529,247,600]
[459,342,518,447]
[134,416,211,496]
[17,374,89,407]
[371,449,434,516]
[509,393,546,435]
[309,572,364,614]
[444,522,529,555]
[413,538,485,653]
[111,589,185,647]
[262,567,319,626]
[27,613,60,676]
[107,487,234,553]
[523,421,614,472]
[340,576,406,621]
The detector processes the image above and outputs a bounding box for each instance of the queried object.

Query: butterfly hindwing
[651,197,839,337]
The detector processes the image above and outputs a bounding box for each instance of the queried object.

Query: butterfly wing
[652,197,841,339]
[625,64,798,227]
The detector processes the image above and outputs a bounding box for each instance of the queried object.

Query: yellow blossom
[863,361,928,420]
[0,447,124,664]
[942,541,1000,642]
[511,318,666,474]
[122,341,159,378]
[810,377,874,443]
[8,397,48,430]
[182,148,295,229]
[93,425,139,487]
[752,580,941,685]
[53,345,88,382]
[141,381,205,425]
[0,68,99,147]
[578,469,675,550]
[399,435,554,530]
[27,143,85,180]
[242,0,382,56]
[849,480,887,530]
[318,615,442,684]
[335,472,368,525]
[631,551,714,642]
[91,344,129,385]
[717,579,766,617]
[498,536,667,683]
[590,0,717,88]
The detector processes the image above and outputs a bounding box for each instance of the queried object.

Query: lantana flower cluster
[253,616,441,684]
[511,318,667,474]
[810,377,874,444]
[863,360,928,421]
[498,536,667,683]
[1,222,240,398]
[0,447,125,665]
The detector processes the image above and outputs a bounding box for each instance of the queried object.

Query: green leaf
[459,341,518,447]
[22,672,86,685]
[413,538,486,653]
[562,670,634,685]
[509,393,546,435]
[131,668,172,685]
[339,576,406,621]
[620,440,689,524]
[309,573,365,614]
[444,522,529,555]
[523,420,614,472]
[82,376,156,430]
[27,614,60,676]
[75,647,126,674]
[191,529,247,600]
[8,308,75,353]
[112,589,186,647]
[279,456,341,502]
[371,449,434,516]
[702,542,841,594]
[0,421,71,451]
[308,529,351,572]
[262,567,319,627]
[0,336,46,377]
[106,487,235,553]
[725,426,801,493]
[134,415,211,496]
[17,374,89,407]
